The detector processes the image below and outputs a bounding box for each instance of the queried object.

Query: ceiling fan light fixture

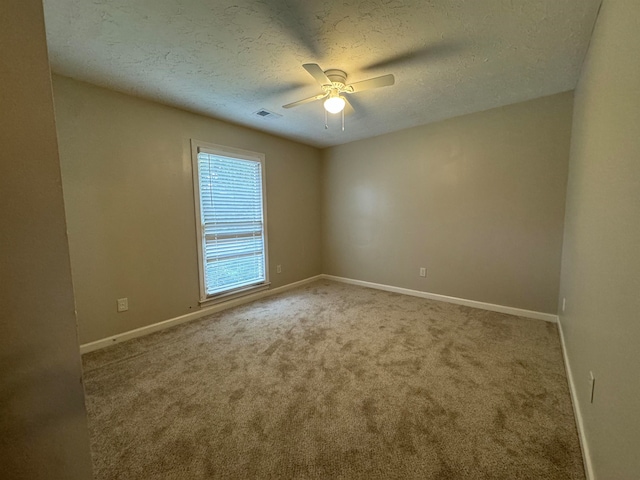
[324,91,346,114]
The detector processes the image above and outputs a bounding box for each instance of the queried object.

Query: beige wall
[0,1,93,478]
[322,92,573,313]
[559,0,640,477]
[53,76,322,344]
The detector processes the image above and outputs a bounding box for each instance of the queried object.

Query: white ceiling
[43,0,601,148]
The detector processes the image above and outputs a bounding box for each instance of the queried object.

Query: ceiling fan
[283,63,395,120]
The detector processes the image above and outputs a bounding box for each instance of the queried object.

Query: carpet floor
[82,280,584,479]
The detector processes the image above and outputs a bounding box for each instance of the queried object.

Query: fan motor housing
[324,69,347,87]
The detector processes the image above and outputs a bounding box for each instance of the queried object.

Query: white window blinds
[194,146,267,298]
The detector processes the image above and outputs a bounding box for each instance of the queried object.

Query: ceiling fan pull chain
[325,109,328,129]
[342,108,345,132]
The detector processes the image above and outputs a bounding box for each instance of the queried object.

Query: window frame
[190,139,270,304]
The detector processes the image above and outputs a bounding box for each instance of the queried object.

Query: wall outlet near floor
[419,267,426,277]
[562,297,566,312]
[276,264,282,274]
[589,371,596,403]
[117,297,128,312]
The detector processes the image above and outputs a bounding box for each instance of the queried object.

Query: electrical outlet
[589,371,596,403]
[276,264,282,274]
[562,297,566,312]
[117,297,128,312]
[419,267,426,277]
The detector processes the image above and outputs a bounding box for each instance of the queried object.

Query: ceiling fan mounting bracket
[324,69,347,88]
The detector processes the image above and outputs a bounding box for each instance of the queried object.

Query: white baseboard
[321,274,558,323]
[79,275,323,354]
[557,316,595,480]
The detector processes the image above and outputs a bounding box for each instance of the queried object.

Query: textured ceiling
[43,0,601,148]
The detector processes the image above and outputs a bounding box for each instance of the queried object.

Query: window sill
[199,282,271,307]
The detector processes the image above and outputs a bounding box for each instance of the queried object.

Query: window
[191,140,269,302]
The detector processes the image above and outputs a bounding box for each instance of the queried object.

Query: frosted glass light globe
[324,95,346,114]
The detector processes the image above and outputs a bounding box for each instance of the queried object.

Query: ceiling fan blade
[346,74,395,93]
[303,63,331,86]
[282,93,327,109]
[343,96,355,115]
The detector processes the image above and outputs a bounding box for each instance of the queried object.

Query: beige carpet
[83,280,584,479]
